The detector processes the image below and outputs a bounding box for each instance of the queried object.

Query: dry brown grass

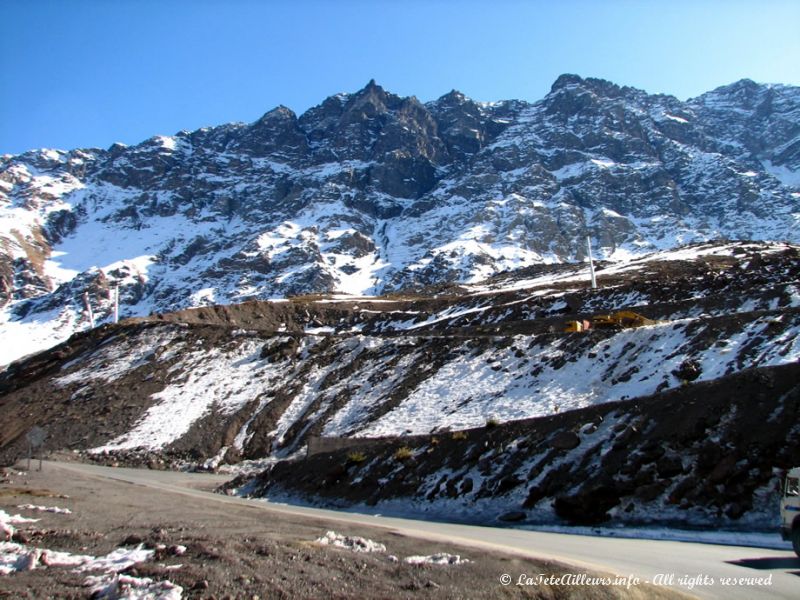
[0,487,66,498]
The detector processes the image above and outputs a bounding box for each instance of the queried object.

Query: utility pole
[83,292,95,328]
[109,283,119,324]
[26,427,46,472]
[587,235,597,290]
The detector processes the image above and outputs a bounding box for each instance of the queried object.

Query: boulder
[549,430,580,450]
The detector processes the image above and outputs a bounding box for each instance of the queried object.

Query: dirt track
[0,460,684,599]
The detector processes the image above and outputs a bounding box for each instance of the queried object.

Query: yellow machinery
[565,311,655,332]
[595,310,656,329]
[564,319,592,333]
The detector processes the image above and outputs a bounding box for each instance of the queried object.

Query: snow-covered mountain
[1,75,799,365]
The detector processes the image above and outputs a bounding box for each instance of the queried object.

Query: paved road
[47,461,799,599]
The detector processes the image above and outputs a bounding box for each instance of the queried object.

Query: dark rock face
[690,79,800,172]
[673,359,702,382]
[554,485,621,524]
[549,430,581,450]
[1,76,799,362]
[497,510,527,522]
[234,106,309,159]
[427,90,510,160]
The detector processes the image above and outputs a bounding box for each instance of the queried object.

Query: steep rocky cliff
[1,76,798,365]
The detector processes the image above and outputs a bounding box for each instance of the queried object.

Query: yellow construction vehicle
[593,310,656,329]
[564,319,592,333]
[564,310,656,332]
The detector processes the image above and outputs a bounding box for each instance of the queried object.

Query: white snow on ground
[80,331,322,453]
[55,327,180,387]
[0,168,83,254]
[269,338,367,449]
[16,504,72,514]
[314,531,386,553]
[0,238,791,369]
[160,543,186,556]
[403,553,471,566]
[85,573,183,600]
[590,158,616,169]
[12,237,797,455]
[0,509,38,543]
[551,162,588,180]
[0,305,83,368]
[154,135,177,151]
[254,200,390,296]
[355,337,543,436]
[0,180,254,367]
[664,113,690,124]
[463,241,793,294]
[91,336,279,452]
[320,339,425,437]
[462,242,792,295]
[1,539,155,576]
[0,514,183,599]
[312,531,468,566]
[75,545,155,573]
[356,313,800,437]
[0,538,147,570]
[0,509,38,527]
[64,288,799,451]
[189,287,216,307]
[400,304,491,330]
[305,325,336,334]
[762,160,800,188]
[44,186,219,278]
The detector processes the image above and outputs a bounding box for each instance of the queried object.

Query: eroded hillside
[1,241,797,465]
[240,362,800,528]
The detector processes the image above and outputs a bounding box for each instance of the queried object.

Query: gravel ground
[0,463,687,599]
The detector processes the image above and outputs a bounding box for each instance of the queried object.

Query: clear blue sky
[1,0,798,155]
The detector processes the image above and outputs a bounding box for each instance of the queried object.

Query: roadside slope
[238,362,800,530]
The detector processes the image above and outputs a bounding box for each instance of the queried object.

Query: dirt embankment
[242,362,800,528]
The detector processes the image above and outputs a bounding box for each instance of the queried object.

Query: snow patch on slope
[91,337,273,451]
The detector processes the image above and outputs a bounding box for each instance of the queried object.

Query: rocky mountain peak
[0,75,799,365]
[363,77,380,91]
[691,78,800,116]
[435,89,471,106]
[235,104,307,159]
[105,142,129,159]
[255,105,298,123]
[688,78,800,175]
[700,78,760,99]
[550,73,585,91]
[344,79,394,114]
[542,74,630,119]
[547,74,640,104]
[425,89,502,160]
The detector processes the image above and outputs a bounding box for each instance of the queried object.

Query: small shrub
[394,446,414,461]
[346,451,367,464]
[451,431,468,441]
[485,417,500,429]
